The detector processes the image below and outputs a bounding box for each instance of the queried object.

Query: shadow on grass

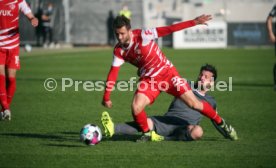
[0,132,227,145]
[0,132,79,141]
[102,134,141,142]
[200,137,226,141]
[45,144,84,147]
[0,132,85,147]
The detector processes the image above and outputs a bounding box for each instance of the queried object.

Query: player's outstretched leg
[101,111,114,138]
[211,119,238,140]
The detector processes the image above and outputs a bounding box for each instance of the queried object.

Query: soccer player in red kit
[0,0,38,120]
[102,15,237,141]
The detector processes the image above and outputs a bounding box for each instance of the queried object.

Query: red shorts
[0,47,20,69]
[136,67,191,104]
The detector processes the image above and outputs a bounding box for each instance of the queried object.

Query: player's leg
[0,48,8,118]
[1,68,16,121]
[133,85,165,142]
[131,93,151,133]
[0,69,16,120]
[101,111,156,138]
[115,122,141,135]
[101,111,140,138]
[115,117,164,141]
[0,66,11,121]
[6,68,16,107]
[132,77,162,135]
[167,69,238,140]
[2,47,20,121]
[165,125,203,141]
[180,90,222,124]
[187,125,203,140]
[179,90,238,140]
[166,68,220,123]
[168,72,222,124]
[149,116,186,142]
[0,65,8,110]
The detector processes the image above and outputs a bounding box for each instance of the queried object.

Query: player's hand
[30,17,39,27]
[194,14,212,25]
[102,100,112,108]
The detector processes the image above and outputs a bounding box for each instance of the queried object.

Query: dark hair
[200,64,217,81]
[113,15,131,30]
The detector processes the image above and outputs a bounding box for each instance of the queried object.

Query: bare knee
[189,125,203,140]
[131,102,144,115]
[131,93,150,115]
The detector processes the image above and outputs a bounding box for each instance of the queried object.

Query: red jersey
[0,0,31,49]
[113,28,172,77]
[103,20,196,101]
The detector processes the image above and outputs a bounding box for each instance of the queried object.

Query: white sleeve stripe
[112,55,125,67]
[19,0,32,15]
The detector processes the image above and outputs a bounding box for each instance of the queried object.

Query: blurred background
[20,0,275,48]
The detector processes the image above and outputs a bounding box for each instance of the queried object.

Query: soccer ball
[80,124,102,145]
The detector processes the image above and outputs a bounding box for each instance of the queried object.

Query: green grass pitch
[0,47,276,168]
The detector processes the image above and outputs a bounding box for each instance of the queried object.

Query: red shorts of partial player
[136,66,191,104]
[0,47,20,69]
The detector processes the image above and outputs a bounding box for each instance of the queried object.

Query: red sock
[133,110,150,133]
[0,75,9,110]
[7,77,16,106]
[202,101,222,124]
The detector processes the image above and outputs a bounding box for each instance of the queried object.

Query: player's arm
[102,55,125,108]
[267,5,276,43]
[19,0,38,27]
[156,14,212,38]
[267,16,275,43]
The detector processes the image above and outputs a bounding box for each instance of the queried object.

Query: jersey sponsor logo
[0,10,13,16]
